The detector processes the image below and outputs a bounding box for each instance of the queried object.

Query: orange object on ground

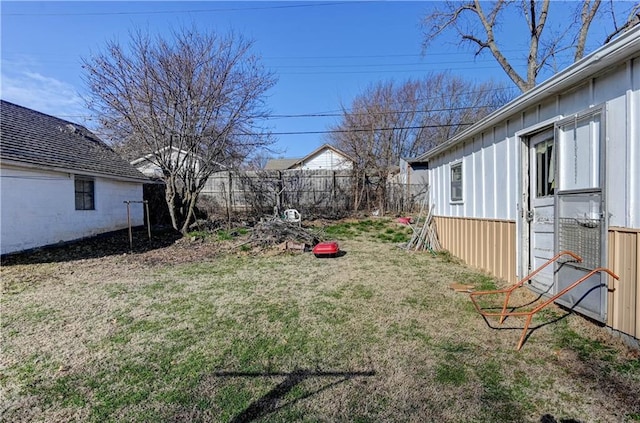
[469,250,620,351]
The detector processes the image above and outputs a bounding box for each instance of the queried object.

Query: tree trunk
[165,176,181,232]
[179,191,199,234]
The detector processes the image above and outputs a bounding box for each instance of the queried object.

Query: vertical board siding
[434,216,517,284]
[435,219,639,340]
[607,228,639,339]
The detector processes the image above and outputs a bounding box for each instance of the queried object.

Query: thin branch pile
[249,219,321,251]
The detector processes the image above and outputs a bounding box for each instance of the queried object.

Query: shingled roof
[0,100,147,181]
[264,158,299,170]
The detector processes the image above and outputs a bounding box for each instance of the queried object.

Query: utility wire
[3,2,352,16]
[48,85,517,121]
[267,104,504,119]
[243,123,474,136]
[48,103,504,122]
[89,122,474,139]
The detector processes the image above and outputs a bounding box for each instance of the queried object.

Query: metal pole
[126,201,132,250]
[145,201,151,241]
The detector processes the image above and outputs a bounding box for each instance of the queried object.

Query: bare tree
[422,1,638,92]
[83,28,276,233]
[243,151,273,170]
[327,74,511,212]
[603,1,640,43]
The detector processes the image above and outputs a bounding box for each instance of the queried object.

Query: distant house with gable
[264,144,354,171]
[0,100,148,255]
[131,146,205,179]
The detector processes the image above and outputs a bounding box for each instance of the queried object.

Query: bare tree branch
[421,0,632,93]
[604,1,640,43]
[83,27,276,233]
[327,75,513,211]
[575,0,602,60]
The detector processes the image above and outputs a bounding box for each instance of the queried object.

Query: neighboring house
[0,100,148,255]
[398,157,429,188]
[131,146,204,179]
[264,144,354,170]
[414,27,640,345]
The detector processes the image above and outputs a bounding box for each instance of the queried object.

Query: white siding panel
[508,133,518,219]
[538,98,559,122]
[594,63,629,104]
[631,57,640,229]
[558,83,591,114]
[0,165,143,254]
[606,94,630,228]
[470,139,481,217]
[484,136,496,218]
[494,136,508,219]
[299,149,353,170]
[523,106,540,128]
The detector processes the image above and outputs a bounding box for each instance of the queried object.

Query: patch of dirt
[1,220,327,269]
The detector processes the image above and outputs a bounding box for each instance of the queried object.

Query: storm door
[554,110,607,322]
[527,129,556,295]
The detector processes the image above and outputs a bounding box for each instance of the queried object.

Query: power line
[3,2,351,17]
[46,100,508,122]
[256,123,474,136]
[89,122,475,140]
[267,104,504,119]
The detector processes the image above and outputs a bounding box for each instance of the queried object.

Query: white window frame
[450,161,463,203]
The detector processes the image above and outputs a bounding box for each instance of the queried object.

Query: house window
[75,177,95,210]
[535,138,555,197]
[450,162,463,202]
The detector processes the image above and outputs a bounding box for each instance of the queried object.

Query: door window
[535,138,555,198]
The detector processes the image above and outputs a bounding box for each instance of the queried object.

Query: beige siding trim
[607,229,639,339]
[434,216,517,284]
[434,219,639,340]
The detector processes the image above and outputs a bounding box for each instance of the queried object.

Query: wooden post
[125,201,132,250]
[277,171,283,213]
[145,201,151,241]
[124,200,151,249]
[227,171,233,229]
[332,170,337,214]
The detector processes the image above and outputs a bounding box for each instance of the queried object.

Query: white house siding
[425,35,639,342]
[602,59,640,230]
[135,160,163,179]
[429,58,639,231]
[1,165,143,254]
[428,125,518,221]
[296,149,352,170]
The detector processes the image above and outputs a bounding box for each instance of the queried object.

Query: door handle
[526,210,534,222]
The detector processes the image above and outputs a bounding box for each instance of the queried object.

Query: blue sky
[1,1,634,158]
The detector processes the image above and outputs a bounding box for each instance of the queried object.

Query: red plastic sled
[313,241,340,258]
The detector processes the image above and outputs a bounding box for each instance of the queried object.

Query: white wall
[0,165,144,254]
[427,55,640,230]
[600,58,640,229]
[428,126,518,221]
[296,149,353,170]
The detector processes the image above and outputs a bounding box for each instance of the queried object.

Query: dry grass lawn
[1,219,639,422]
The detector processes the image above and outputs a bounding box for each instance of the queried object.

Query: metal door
[527,130,556,295]
[554,110,606,322]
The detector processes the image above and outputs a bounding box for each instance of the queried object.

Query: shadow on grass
[469,263,606,350]
[540,414,584,423]
[481,285,606,347]
[313,250,348,259]
[213,368,375,423]
[476,308,574,350]
[0,226,182,266]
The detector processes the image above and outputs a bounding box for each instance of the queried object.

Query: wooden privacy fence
[197,169,428,218]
